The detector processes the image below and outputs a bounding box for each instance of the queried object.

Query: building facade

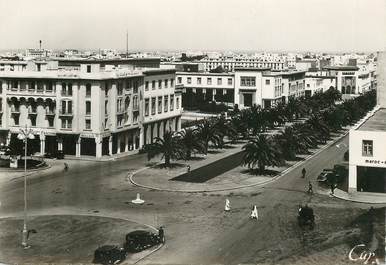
[0,60,182,158]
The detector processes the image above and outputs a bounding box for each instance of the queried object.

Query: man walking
[307,181,313,195]
[302,168,306,178]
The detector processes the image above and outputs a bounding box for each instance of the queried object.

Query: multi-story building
[305,76,336,97]
[176,68,307,109]
[348,51,386,194]
[0,59,182,158]
[199,56,287,72]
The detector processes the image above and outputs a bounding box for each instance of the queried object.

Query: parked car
[124,230,161,253]
[44,150,64,159]
[317,169,334,182]
[93,245,127,265]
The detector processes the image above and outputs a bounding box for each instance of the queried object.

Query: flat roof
[234,67,271,71]
[176,71,233,76]
[358,108,386,132]
[323,66,359,71]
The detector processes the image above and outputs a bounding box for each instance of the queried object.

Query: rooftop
[234,67,271,72]
[323,66,359,71]
[358,108,386,132]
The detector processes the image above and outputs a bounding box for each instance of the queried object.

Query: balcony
[46,109,56,116]
[11,106,20,114]
[132,105,139,112]
[28,108,37,115]
[59,110,73,117]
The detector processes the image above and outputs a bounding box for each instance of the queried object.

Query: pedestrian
[301,168,306,178]
[250,205,258,220]
[330,183,335,195]
[307,181,313,195]
[224,198,230,212]
[158,226,165,243]
[187,165,191,173]
[64,162,68,171]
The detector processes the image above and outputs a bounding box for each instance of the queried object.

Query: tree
[275,127,309,160]
[242,135,284,174]
[197,119,222,153]
[177,128,205,160]
[144,131,184,167]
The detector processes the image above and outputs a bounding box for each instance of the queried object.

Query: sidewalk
[332,188,386,204]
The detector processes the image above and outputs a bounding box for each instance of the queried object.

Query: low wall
[171,150,245,183]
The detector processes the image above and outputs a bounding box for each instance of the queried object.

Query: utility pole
[126,30,129,58]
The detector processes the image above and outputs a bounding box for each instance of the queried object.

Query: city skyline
[0,0,385,53]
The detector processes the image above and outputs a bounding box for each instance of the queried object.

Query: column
[57,137,63,151]
[124,132,129,152]
[176,117,181,131]
[108,136,113,155]
[139,127,144,149]
[95,137,102,158]
[348,164,357,193]
[76,136,81,157]
[40,134,45,156]
[159,121,164,139]
[117,134,121,154]
[132,132,136,150]
[6,132,11,146]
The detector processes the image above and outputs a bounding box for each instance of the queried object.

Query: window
[145,98,149,116]
[151,97,156,115]
[187,77,192,84]
[30,116,36,127]
[170,79,174,87]
[178,77,182,84]
[158,97,162,113]
[158,80,162,89]
[133,80,138,94]
[145,81,149,91]
[14,115,19,126]
[217,78,222,85]
[265,79,270,85]
[240,76,256,87]
[85,119,91,130]
[37,82,43,92]
[164,79,168,88]
[86,84,91,97]
[362,140,373,156]
[152,81,156,90]
[86,101,91,115]
[48,117,54,128]
[87,65,91,73]
[228,78,232,85]
[61,118,72,129]
[164,95,168,112]
[61,100,72,114]
[47,82,53,92]
[105,85,109,97]
[207,78,212,85]
[176,97,180,109]
[125,80,132,92]
[170,95,174,111]
[197,77,202,85]
[117,82,123,96]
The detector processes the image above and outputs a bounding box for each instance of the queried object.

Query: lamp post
[17,125,35,249]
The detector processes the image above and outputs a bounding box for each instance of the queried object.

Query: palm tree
[214,114,237,145]
[275,127,309,160]
[242,135,284,174]
[197,119,222,153]
[144,131,184,167]
[177,128,205,160]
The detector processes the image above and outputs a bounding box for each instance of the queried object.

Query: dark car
[124,230,161,253]
[93,245,127,265]
[316,169,334,182]
[298,205,315,229]
[44,150,64,159]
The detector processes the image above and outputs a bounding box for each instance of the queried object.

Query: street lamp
[17,125,35,249]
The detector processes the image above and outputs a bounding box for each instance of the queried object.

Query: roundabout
[0,214,162,264]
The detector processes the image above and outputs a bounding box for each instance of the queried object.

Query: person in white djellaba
[250,205,258,219]
[224,199,231,211]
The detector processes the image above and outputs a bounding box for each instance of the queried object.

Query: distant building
[348,50,386,194]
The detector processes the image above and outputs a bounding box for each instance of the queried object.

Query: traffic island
[0,215,161,264]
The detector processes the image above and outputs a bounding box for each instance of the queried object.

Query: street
[0,134,384,264]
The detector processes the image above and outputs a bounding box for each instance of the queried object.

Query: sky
[0,0,385,52]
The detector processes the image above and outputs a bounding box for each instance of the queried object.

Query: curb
[0,163,51,173]
[129,131,349,193]
[331,192,386,204]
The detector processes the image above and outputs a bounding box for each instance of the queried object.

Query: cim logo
[348,244,381,265]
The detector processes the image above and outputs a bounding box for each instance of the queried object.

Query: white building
[348,51,386,194]
[0,58,182,158]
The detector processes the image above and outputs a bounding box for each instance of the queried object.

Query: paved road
[0,134,382,264]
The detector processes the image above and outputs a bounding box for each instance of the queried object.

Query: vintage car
[298,205,315,229]
[124,230,161,253]
[93,245,127,265]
